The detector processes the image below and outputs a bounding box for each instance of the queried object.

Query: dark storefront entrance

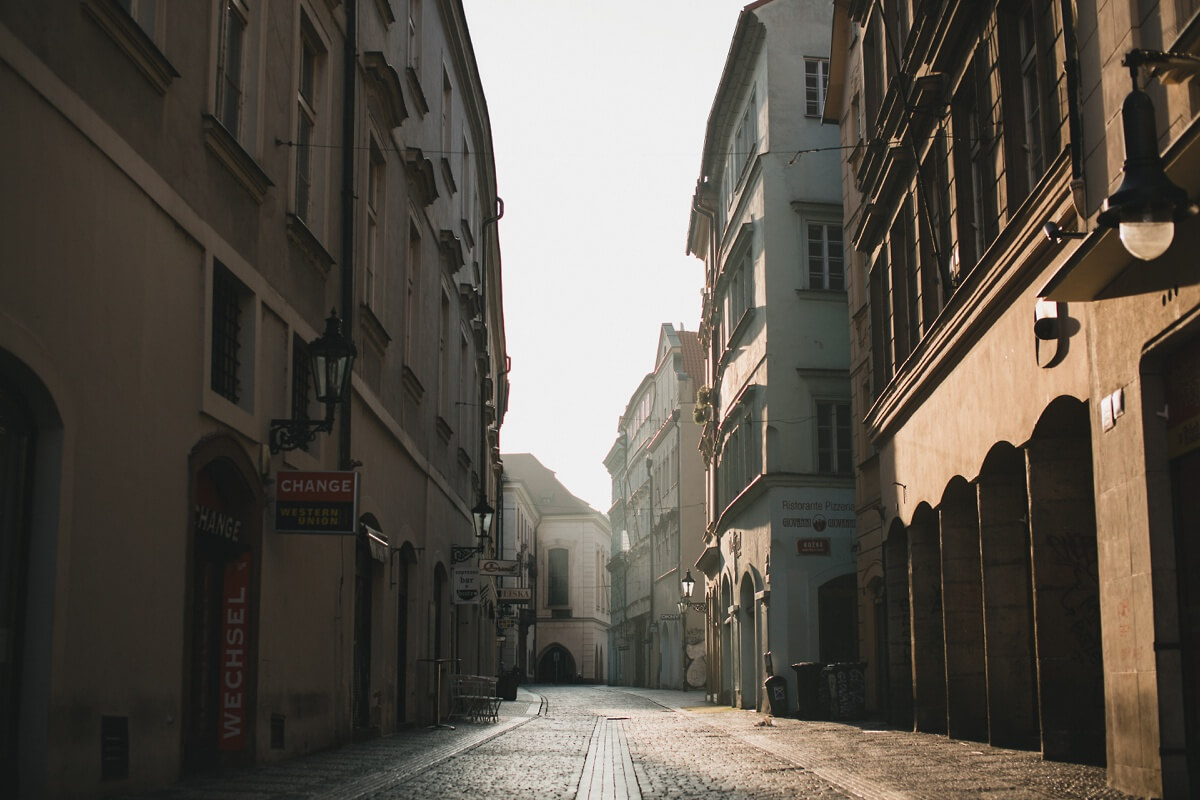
[185,441,261,772]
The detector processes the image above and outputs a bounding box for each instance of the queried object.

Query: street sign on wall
[478,559,519,577]
[275,471,359,534]
[497,587,531,602]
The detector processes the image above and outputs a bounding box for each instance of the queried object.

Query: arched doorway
[184,438,262,772]
[720,575,732,705]
[738,574,756,709]
[883,519,912,728]
[537,644,576,683]
[0,355,62,798]
[0,372,35,791]
[394,542,416,725]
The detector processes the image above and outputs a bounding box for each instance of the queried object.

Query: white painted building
[686,0,854,711]
[502,454,610,683]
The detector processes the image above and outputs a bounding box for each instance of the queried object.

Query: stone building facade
[605,324,705,691]
[825,1,1200,796]
[0,1,507,795]
[686,0,853,712]
[501,454,610,684]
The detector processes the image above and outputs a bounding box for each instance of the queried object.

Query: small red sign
[219,552,250,751]
[275,471,359,534]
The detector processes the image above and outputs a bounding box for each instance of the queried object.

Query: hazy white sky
[462,0,746,513]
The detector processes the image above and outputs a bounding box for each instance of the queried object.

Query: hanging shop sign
[453,565,480,604]
[274,471,359,534]
[451,546,478,565]
[478,559,520,577]
[497,587,532,603]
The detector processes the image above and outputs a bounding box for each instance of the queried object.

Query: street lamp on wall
[1096,50,1199,260]
[269,310,358,453]
[472,494,494,552]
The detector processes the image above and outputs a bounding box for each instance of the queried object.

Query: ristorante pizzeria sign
[275,471,359,534]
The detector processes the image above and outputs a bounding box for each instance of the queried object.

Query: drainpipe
[339,0,357,472]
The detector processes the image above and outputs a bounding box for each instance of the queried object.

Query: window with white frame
[216,0,250,136]
[408,0,422,77]
[717,403,760,511]
[816,401,852,474]
[804,58,829,117]
[725,89,757,193]
[721,243,754,346]
[364,135,385,313]
[118,0,159,40]
[295,18,323,223]
[807,222,844,290]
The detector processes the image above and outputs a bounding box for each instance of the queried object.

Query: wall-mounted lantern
[269,310,357,453]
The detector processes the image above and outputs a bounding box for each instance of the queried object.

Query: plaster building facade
[605,324,706,691]
[686,0,854,713]
[501,454,610,684]
[0,1,507,796]
[824,1,1200,796]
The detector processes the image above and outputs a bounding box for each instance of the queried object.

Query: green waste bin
[791,662,826,720]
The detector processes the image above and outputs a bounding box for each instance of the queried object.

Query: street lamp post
[678,570,703,691]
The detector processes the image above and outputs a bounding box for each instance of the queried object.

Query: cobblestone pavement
[131,685,1138,799]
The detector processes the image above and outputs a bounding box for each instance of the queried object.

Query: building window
[441,68,453,165]
[722,244,754,346]
[717,404,759,511]
[295,16,325,224]
[807,222,844,290]
[869,252,893,395]
[548,548,569,606]
[805,58,829,117]
[952,47,998,272]
[726,89,757,193]
[1002,0,1061,199]
[118,0,158,39]
[211,263,247,404]
[817,401,852,474]
[406,220,421,364]
[364,136,385,312]
[438,290,450,419]
[291,334,311,449]
[408,0,422,76]
[216,0,249,136]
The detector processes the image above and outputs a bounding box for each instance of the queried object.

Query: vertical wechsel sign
[219,551,251,751]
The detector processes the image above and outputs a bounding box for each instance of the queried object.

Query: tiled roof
[678,329,705,386]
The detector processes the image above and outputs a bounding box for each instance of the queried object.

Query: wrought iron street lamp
[269,310,357,453]
[472,494,494,551]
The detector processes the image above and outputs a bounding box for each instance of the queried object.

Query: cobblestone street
[132,685,1136,799]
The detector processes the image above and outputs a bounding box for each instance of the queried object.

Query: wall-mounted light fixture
[472,494,494,552]
[1096,50,1199,260]
[269,310,358,453]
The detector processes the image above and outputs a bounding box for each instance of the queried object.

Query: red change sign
[275,471,359,534]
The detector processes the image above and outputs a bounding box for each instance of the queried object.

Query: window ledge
[285,213,335,276]
[794,288,849,302]
[402,364,425,402]
[436,415,453,443]
[82,0,179,94]
[405,66,429,116]
[440,157,458,195]
[203,115,272,203]
[359,303,391,352]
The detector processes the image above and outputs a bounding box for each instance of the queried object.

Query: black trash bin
[497,672,518,701]
[764,673,789,717]
[823,661,867,721]
[791,662,826,720]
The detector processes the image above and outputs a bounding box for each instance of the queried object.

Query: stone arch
[184,434,265,771]
[909,501,946,734]
[940,476,986,742]
[0,351,63,797]
[737,571,758,709]
[883,517,912,728]
[720,572,734,705]
[977,441,1038,750]
[1027,396,1103,764]
[537,643,576,683]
